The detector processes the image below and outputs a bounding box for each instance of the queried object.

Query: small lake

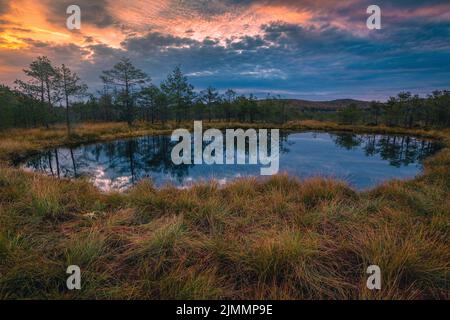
[23,132,442,191]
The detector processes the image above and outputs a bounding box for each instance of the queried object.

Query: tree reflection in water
[24,132,442,191]
[330,133,441,167]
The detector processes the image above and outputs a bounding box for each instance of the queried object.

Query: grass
[0,121,449,299]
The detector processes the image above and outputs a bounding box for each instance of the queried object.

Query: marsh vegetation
[0,121,448,299]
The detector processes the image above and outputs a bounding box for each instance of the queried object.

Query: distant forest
[1,56,449,130]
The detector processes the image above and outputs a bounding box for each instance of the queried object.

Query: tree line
[0,56,449,131]
[338,92,450,128]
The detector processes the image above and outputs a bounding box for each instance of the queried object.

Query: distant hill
[259,99,371,111]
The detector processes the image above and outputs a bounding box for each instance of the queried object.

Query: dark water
[23,132,442,191]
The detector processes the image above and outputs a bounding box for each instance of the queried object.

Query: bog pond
[23,132,442,191]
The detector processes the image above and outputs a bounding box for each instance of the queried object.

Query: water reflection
[24,132,442,191]
[330,133,439,167]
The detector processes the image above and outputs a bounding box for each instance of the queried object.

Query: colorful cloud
[0,0,449,100]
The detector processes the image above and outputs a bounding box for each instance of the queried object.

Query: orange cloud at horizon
[0,0,69,49]
[0,0,449,75]
[1,0,449,50]
[0,0,127,51]
[0,0,319,66]
[110,1,314,43]
[170,4,313,44]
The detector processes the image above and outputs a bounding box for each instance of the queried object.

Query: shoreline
[14,123,446,194]
[2,120,448,165]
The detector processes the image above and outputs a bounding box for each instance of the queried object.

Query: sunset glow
[0,0,449,99]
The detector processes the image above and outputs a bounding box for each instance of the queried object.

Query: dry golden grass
[0,121,449,299]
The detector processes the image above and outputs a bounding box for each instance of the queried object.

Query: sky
[0,0,449,101]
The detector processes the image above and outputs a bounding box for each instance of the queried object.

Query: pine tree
[55,64,87,135]
[161,66,194,123]
[14,56,57,127]
[200,86,220,122]
[139,84,162,123]
[101,58,149,126]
